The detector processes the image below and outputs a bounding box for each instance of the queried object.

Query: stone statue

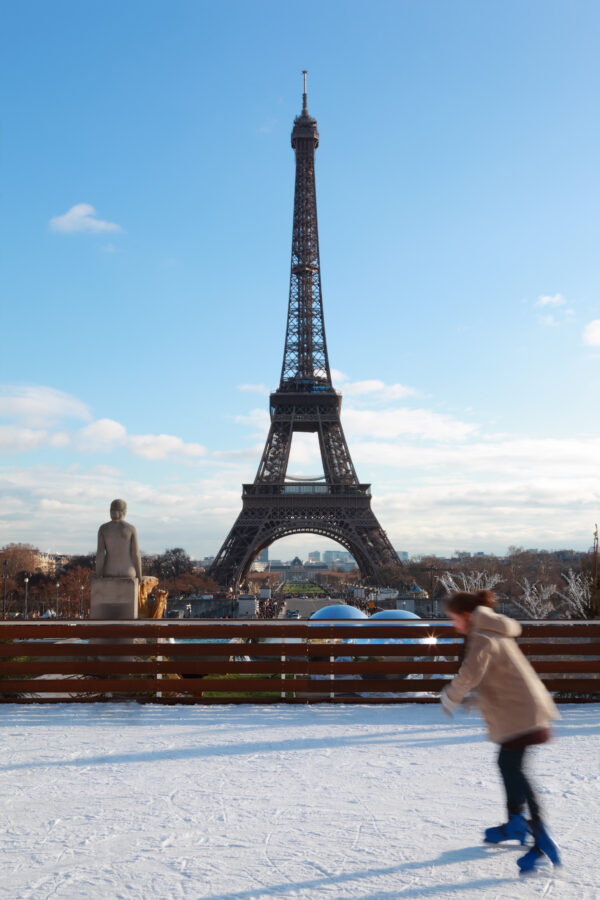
[96,499,142,579]
[90,499,141,619]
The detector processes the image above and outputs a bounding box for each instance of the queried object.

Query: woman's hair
[445,589,497,615]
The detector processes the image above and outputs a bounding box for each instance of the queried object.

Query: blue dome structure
[369,609,420,620]
[308,604,367,648]
[309,604,368,620]
[361,607,436,647]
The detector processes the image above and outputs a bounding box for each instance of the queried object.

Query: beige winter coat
[443,606,559,744]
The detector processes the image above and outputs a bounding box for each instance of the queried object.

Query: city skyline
[1,2,599,561]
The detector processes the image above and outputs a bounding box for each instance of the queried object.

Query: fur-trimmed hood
[470,605,521,639]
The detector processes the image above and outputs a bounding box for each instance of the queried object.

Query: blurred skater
[440,590,561,873]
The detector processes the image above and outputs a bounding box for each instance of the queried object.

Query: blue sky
[1,1,599,560]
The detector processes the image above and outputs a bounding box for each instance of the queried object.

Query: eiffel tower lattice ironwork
[209,74,401,588]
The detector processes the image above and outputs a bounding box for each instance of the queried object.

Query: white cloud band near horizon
[0,379,598,556]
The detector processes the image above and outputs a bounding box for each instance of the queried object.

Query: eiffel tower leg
[255,422,293,483]
[318,421,358,485]
[209,517,268,590]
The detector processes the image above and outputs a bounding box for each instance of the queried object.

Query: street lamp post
[24,577,29,620]
[2,560,7,619]
[56,582,60,618]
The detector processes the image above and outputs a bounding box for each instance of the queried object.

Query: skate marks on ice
[0,720,486,773]
[193,843,568,900]
[0,703,598,899]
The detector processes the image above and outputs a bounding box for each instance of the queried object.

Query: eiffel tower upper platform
[209,74,401,589]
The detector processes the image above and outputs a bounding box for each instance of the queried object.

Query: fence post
[156,636,163,700]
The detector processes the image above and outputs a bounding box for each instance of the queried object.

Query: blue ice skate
[484,812,529,845]
[517,820,561,872]
[517,846,544,872]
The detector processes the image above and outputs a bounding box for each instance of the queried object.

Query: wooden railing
[1,619,599,703]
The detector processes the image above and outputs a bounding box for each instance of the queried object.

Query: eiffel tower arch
[210,74,401,589]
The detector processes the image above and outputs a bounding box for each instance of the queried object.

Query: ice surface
[0,703,597,899]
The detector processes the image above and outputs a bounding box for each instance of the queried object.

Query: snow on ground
[0,703,598,900]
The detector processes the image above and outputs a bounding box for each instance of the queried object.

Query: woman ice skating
[440,590,561,873]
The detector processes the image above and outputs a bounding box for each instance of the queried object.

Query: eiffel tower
[210,74,401,589]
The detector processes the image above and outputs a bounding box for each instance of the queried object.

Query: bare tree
[439,570,503,596]
[512,578,556,619]
[557,569,593,619]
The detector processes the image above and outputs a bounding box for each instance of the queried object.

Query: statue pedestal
[90,575,139,620]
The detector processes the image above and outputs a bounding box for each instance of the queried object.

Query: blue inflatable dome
[361,607,435,646]
[369,609,420,620]
[309,604,368,620]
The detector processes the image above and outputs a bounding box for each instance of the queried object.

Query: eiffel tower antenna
[210,80,401,589]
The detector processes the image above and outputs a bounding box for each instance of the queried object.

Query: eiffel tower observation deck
[209,74,401,589]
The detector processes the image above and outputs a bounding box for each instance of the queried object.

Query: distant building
[51,554,71,571]
[397,583,430,614]
[323,550,355,565]
[396,551,409,562]
[308,551,321,562]
[32,552,57,575]
[257,548,269,562]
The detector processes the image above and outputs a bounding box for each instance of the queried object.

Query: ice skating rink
[1,703,597,899]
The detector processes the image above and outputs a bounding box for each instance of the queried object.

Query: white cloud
[343,407,478,442]
[331,371,414,401]
[0,425,49,452]
[0,385,207,464]
[212,444,265,462]
[49,203,122,234]
[78,419,127,452]
[77,418,206,461]
[0,386,91,427]
[331,369,349,385]
[352,435,600,479]
[128,434,206,460]
[49,432,70,448]
[0,464,246,555]
[372,477,598,556]
[234,408,270,436]
[583,320,600,346]
[342,379,415,400]
[536,293,566,307]
[539,313,557,327]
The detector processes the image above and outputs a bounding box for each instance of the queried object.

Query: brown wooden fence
[1,619,599,704]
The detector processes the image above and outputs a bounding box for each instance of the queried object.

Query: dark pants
[497,746,541,820]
